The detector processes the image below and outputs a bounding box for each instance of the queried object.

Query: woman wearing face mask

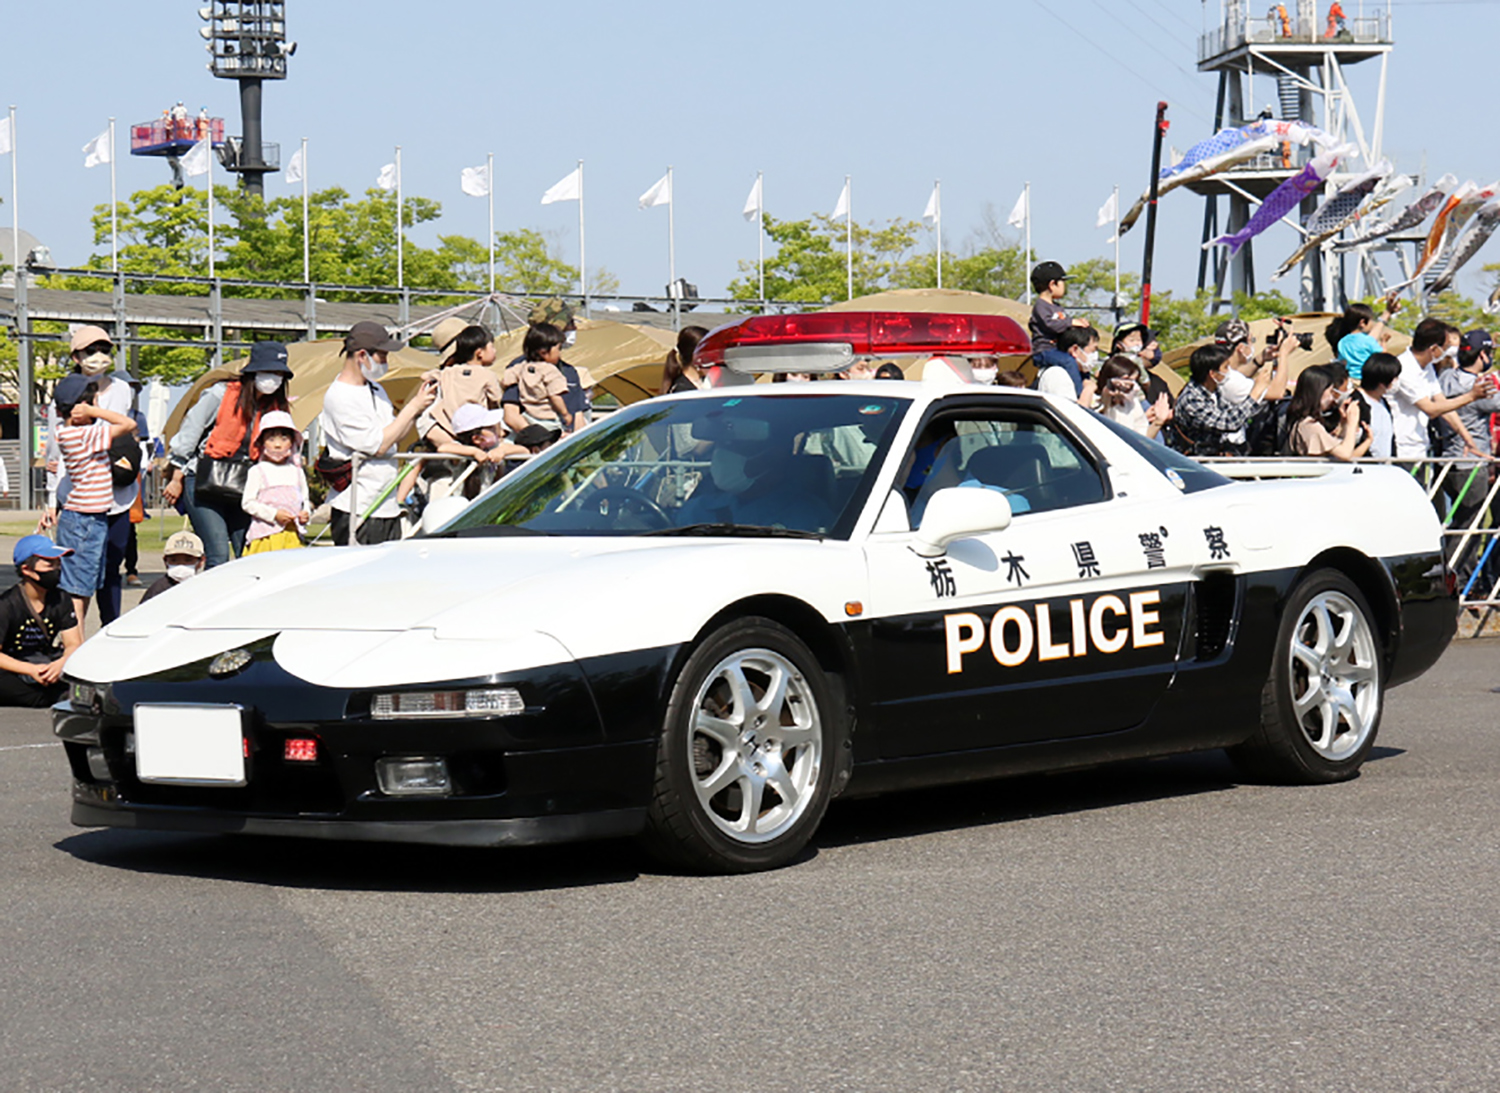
[164,341,294,568]
[40,326,140,624]
[969,357,1000,386]
[1282,364,1371,461]
[1094,356,1171,440]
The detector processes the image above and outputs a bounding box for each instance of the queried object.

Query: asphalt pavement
[3,641,1498,1092]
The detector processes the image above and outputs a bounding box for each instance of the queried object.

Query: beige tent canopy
[1160,313,1411,383]
[163,338,440,443]
[492,318,679,406]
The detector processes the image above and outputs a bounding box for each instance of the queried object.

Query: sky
[5,0,1499,310]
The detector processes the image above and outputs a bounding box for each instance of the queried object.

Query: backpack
[1245,398,1291,457]
[109,434,142,488]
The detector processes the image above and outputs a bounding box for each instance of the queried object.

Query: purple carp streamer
[1207,149,1348,258]
[1331,174,1455,253]
[1272,162,1394,281]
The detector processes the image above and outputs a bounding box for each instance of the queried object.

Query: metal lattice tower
[1195,0,1393,312]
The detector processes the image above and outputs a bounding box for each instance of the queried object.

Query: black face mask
[27,568,61,590]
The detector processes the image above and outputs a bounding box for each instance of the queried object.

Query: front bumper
[55,646,667,847]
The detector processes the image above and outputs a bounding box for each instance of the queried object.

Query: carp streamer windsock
[1206,147,1349,258]
[1272,161,1394,281]
[1118,135,1282,236]
[1331,174,1456,253]
[1429,196,1500,295]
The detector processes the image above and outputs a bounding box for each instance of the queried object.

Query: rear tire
[1230,568,1384,784]
[640,617,840,873]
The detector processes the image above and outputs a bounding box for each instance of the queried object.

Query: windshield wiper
[439,525,552,539]
[644,523,824,540]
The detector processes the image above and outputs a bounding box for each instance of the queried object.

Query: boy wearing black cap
[1028,261,1089,353]
[0,535,82,707]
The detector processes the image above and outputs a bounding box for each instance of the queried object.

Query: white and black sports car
[56,313,1455,872]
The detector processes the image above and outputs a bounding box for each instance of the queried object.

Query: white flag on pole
[376,162,397,191]
[638,172,671,209]
[742,176,762,221]
[82,128,113,169]
[1096,191,1118,229]
[922,184,940,225]
[181,138,212,178]
[284,145,304,184]
[460,163,490,197]
[831,180,850,219]
[1007,188,1028,229]
[0,117,11,156]
[541,166,582,204]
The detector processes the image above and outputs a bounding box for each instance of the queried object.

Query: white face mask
[78,352,112,376]
[166,564,199,584]
[563,330,577,348]
[1080,350,1100,371]
[709,447,754,494]
[254,373,285,395]
[360,355,389,382]
[1443,345,1460,360]
[971,367,998,385]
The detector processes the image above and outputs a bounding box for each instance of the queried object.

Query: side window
[907,411,1107,527]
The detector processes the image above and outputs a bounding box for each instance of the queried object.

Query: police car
[55,312,1455,873]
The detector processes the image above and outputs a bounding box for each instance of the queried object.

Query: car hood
[69,535,856,688]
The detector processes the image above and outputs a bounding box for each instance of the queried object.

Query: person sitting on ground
[1173,336,1291,456]
[660,326,711,394]
[142,530,206,603]
[1027,261,1088,353]
[502,323,577,435]
[1352,351,1400,460]
[1326,297,1398,382]
[1095,355,1171,440]
[241,411,310,554]
[50,373,139,630]
[1282,364,1371,461]
[1033,325,1100,404]
[0,536,81,708]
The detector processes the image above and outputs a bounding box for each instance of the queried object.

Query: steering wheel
[582,487,672,530]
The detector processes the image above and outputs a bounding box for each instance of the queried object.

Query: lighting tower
[1194,0,1393,312]
[198,2,296,198]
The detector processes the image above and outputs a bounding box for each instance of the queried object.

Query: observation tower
[1194,0,1393,311]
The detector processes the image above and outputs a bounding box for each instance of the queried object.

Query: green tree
[727,214,921,305]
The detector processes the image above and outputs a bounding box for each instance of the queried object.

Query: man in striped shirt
[50,373,138,629]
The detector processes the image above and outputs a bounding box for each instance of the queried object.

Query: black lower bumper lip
[70,799,647,848]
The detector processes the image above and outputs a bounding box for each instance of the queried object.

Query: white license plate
[134,704,246,786]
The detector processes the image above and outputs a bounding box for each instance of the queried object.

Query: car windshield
[435,391,910,539]
[1089,411,1232,494]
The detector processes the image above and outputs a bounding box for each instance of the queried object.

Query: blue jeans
[181,473,249,570]
[98,510,132,624]
[57,509,108,598]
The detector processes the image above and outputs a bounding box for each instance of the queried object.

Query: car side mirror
[912,487,1012,557]
[420,495,471,536]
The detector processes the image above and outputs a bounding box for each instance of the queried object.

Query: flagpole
[395,145,403,290]
[757,170,765,312]
[1112,183,1121,321]
[935,179,943,290]
[301,137,309,284]
[486,151,495,295]
[668,166,678,331]
[1023,181,1032,305]
[7,106,15,292]
[108,118,118,272]
[578,159,588,317]
[846,176,853,301]
[207,138,215,280]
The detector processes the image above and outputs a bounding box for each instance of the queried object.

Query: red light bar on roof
[694,311,1031,369]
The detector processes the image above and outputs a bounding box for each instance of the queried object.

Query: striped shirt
[56,421,114,513]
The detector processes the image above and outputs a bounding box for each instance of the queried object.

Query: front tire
[1230,568,1384,784]
[641,617,840,873]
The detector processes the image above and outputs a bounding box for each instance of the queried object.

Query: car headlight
[370,688,525,720]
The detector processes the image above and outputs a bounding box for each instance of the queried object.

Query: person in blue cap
[0,535,82,707]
